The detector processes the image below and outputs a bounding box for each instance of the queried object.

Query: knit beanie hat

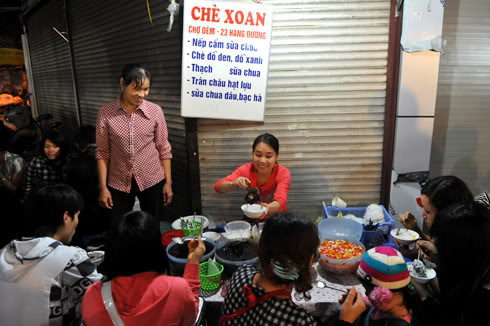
[357,246,410,289]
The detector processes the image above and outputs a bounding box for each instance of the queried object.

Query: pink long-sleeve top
[215,162,291,212]
[81,264,201,326]
[96,98,172,193]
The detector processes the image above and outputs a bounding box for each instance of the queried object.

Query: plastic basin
[318,217,363,243]
[214,241,258,276]
[166,239,216,276]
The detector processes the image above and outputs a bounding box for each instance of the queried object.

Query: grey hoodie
[0,237,103,325]
[0,237,60,282]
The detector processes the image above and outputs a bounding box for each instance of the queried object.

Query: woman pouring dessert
[214,133,290,220]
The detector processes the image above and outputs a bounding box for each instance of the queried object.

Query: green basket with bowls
[199,261,224,292]
[182,221,201,237]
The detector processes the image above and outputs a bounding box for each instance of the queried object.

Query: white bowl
[172,215,209,230]
[241,204,266,218]
[203,231,221,242]
[390,228,420,246]
[407,262,436,283]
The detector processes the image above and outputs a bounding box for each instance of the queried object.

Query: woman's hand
[398,212,418,230]
[187,237,206,265]
[339,287,366,323]
[232,177,251,189]
[257,203,270,221]
[416,240,439,265]
[98,187,113,209]
[163,182,173,206]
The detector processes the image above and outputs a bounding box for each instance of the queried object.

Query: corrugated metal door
[0,13,22,49]
[430,0,490,193]
[67,1,190,219]
[199,0,391,220]
[26,0,78,128]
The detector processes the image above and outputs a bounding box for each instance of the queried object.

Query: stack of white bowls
[363,204,385,224]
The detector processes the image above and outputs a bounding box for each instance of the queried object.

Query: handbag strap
[101,281,125,326]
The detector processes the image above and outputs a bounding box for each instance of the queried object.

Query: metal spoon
[172,236,207,244]
[314,280,348,293]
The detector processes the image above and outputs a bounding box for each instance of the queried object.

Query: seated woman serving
[214,133,290,220]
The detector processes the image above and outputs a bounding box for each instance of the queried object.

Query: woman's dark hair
[26,184,84,237]
[104,210,168,279]
[421,175,473,213]
[431,202,490,300]
[10,127,37,159]
[258,212,319,295]
[252,133,279,155]
[42,128,68,160]
[74,125,96,150]
[121,63,152,89]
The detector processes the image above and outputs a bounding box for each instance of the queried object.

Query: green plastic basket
[183,221,201,237]
[199,261,224,292]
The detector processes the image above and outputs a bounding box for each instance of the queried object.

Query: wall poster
[181,0,273,121]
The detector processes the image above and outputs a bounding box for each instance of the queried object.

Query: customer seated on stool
[0,184,103,326]
[220,212,366,326]
[82,210,205,326]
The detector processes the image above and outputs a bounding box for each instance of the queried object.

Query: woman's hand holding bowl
[257,203,270,220]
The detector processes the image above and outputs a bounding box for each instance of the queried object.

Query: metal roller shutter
[67,0,190,219]
[0,13,22,49]
[198,0,391,220]
[26,0,78,128]
[430,0,490,193]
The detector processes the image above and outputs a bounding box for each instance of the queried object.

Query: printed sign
[181,0,273,121]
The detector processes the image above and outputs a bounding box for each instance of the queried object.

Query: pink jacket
[82,264,200,326]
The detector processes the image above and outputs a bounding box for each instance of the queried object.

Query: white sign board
[181,0,273,121]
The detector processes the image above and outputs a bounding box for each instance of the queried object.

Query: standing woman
[96,64,172,222]
[215,133,290,219]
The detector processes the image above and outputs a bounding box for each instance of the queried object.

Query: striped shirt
[96,98,172,193]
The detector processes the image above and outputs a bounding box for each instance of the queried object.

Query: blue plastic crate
[323,205,395,236]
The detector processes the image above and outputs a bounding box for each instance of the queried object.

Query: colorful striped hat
[357,246,410,289]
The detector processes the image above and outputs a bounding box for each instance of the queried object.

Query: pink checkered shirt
[96,98,172,193]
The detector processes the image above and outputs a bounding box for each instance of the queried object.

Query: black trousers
[109,178,164,224]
